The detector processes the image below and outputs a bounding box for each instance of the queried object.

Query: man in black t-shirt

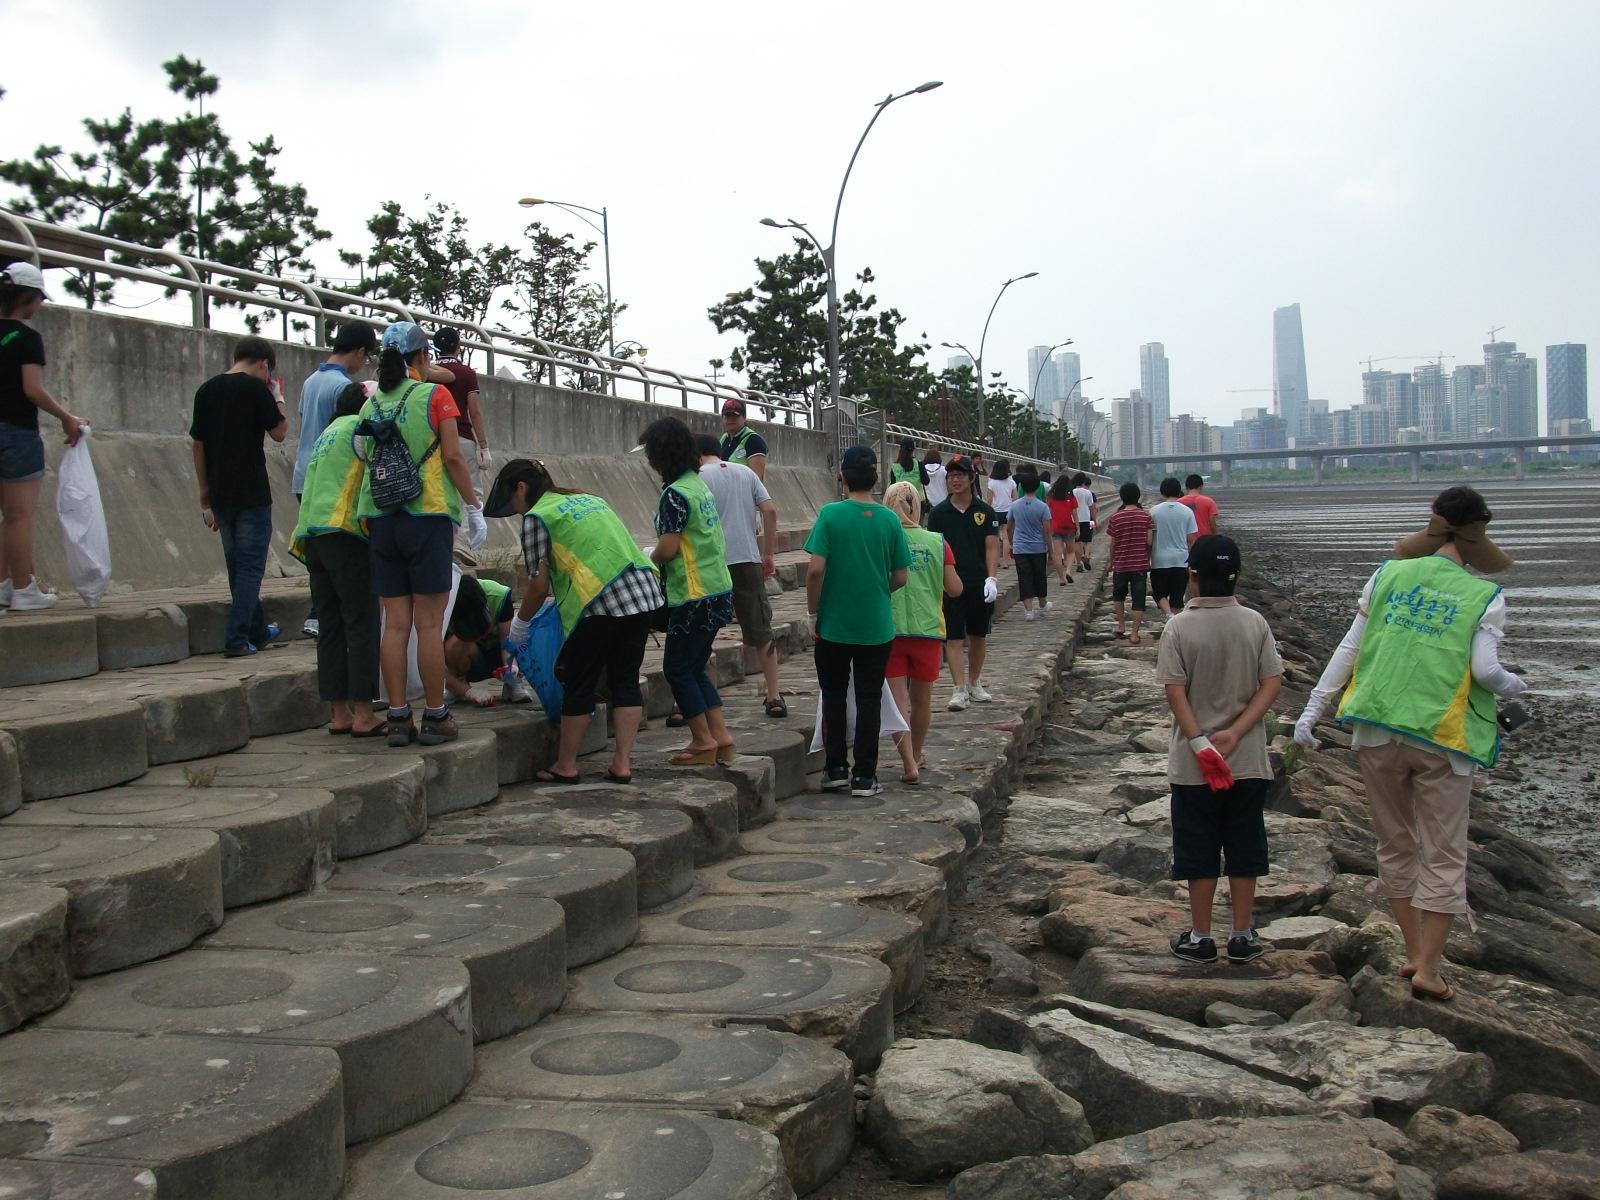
[189,336,288,656]
[927,455,1000,712]
[718,399,768,480]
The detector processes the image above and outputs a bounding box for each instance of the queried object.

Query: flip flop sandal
[603,769,634,784]
[533,769,581,785]
[763,697,789,718]
[328,726,352,736]
[665,710,688,728]
[668,748,719,767]
[1410,979,1455,1002]
[716,745,738,764]
[349,726,388,739]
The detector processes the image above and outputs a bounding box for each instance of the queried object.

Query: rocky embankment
[849,582,1600,1199]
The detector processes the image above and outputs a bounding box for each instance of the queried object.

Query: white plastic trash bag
[55,427,111,608]
[808,670,909,754]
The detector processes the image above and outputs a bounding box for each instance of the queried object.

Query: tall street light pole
[518,197,614,359]
[1029,339,1074,460]
[1056,375,1093,463]
[760,80,943,462]
[943,271,1038,443]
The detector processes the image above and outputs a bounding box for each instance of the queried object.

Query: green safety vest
[661,471,733,606]
[889,461,924,499]
[723,425,760,466]
[892,526,947,639]
[530,491,658,635]
[1336,555,1502,767]
[290,414,367,563]
[355,380,462,523]
[478,578,511,635]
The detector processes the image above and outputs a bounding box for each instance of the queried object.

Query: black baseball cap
[330,323,378,354]
[1189,533,1242,580]
[840,445,877,471]
[945,454,976,475]
[482,458,546,519]
[433,326,462,354]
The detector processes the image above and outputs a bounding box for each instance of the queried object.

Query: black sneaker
[1227,931,1268,964]
[1170,930,1218,964]
[820,767,851,791]
[850,776,883,797]
[386,712,417,748]
[418,711,459,746]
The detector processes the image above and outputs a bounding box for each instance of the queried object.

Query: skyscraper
[1450,364,1485,441]
[1272,304,1310,442]
[1484,340,1538,438]
[1110,395,1153,458]
[1054,350,1082,419]
[1412,362,1451,442]
[946,353,974,373]
[1362,369,1417,433]
[1139,343,1171,445]
[1547,343,1588,432]
[1026,345,1060,416]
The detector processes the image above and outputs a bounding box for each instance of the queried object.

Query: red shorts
[885,636,943,683]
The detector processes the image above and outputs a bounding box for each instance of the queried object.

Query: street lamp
[944,271,1038,442]
[1056,375,1093,463]
[759,80,943,460]
[518,196,614,359]
[1028,339,1074,460]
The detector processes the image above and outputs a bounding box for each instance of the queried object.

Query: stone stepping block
[134,751,427,859]
[471,1015,852,1194]
[452,704,605,785]
[622,756,777,834]
[9,785,336,908]
[0,698,148,800]
[635,725,807,806]
[739,819,967,884]
[331,843,637,967]
[134,652,322,738]
[178,591,314,657]
[0,882,71,1032]
[243,728,498,817]
[343,1101,792,1200]
[203,890,566,1043]
[5,672,251,766]
[94,600,189,671]
[43,947,473,1144]
[0,610,98,687]
[0,1158,158,1199]
[637,896,925,1013]
[501,777,741,865]
[695,854,948,940]
[426,794,695,909]
[0,826,222,975]
[565,946,894,1071]
[1069,947,1352,1024]
[777,789,982,850]
[1,728,18,816]
[0,1028,343,1200]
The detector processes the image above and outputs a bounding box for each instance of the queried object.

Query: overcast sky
[4,0,1597,430]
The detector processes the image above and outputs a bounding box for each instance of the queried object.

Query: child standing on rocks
[1155,534,1284,965]
[1105,481,1154,644]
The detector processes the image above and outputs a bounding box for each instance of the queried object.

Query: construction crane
[1487,325,1506,343]
[1361,354,1457,371]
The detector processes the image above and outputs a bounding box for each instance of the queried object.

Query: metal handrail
[881,420,1103,476]
[0,210,810,425]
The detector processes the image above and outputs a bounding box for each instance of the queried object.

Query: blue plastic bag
[514,600,567,721]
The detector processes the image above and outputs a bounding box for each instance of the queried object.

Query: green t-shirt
[804,498,911,646]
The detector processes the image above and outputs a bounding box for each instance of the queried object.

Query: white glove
[1293,712,1321,750]
[476,444,489,470]
[465,505,488,550]
[982,576,999,604]
[506,615,532,648]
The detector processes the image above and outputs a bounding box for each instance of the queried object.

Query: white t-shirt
[699,459,770,566]
[1073,486,1096,523]
[988,476,1018,513]
[924,462,948,507]
[1151,500,1199,570]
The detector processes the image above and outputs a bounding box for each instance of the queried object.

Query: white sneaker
[969,680,994,703]
[501,674,535,705]
[0,580,11,608]
[947,687,970,712]
[1042,600,1053,612]
[9,578,58,611]
[1023,608,1037,621]
[302,618,320,638]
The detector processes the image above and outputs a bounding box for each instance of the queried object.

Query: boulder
[1094,834,1173,885]
[967,931,1039,997]
[1492,1094,1600,1154]
[1259,914,1346,949]
[947,1112,1428,1200]
[1003,791,1132,863]
[1205,1002,1283,1028]
[1039,891,1190,958]
[998,858,1131,916]
[1069,947,1351,1023]
[863,1038,1090,1182]
[1403,1106,1520,1179]
[1129,729,1169,754]
[1437,1151,1600,1200]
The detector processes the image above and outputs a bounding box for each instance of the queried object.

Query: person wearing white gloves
[355,321,483,748]
[1294,486,1527,1004]
[928,455,1001,711]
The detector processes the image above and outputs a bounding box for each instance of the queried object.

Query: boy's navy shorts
[1170,777,1270,879]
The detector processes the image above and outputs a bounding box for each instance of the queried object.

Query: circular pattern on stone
[131,966,294,1009]
[276,900,415,934]
[383,848,499,877]
[763,826,852,845]
[727,860,829,884]
[68,793,194,815]
[414,1128,591,1189]
[677,904,789,933]
[1,1053,129,1108]
[614,959,746,994]
[0,829,63,860]
[529,1031,683,1077]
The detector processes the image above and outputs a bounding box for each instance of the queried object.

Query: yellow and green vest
[890,461,924,499]
[477,578,512,639]
[892,526,947,640]
[1336,555,1502,767]
[723,425,760,466]
[290,414,366,563]
[355,380,462,523]
[529,491,657,635]
[661,471,732,606]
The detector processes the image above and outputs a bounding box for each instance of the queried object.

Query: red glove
[1189,735,1236,792]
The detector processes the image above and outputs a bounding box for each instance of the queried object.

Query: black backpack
[354,382,439,511]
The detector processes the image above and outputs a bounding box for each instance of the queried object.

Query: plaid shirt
[521,513,664,618]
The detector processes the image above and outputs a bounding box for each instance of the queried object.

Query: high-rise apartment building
[1352,402,1393,447]
[1362,369,1417,433]
[1547,343,1588,433]
[1139,343,1171,448]
[1165,414,1207,455]
[1450,364,1486,440]
[946,353,974,374]
[1054,350,1082,419]
[1484,340,1538,438]
[1111,395,1153,458]
[1412,362,1451,442]
[1272,304,1310,441]
[1026,345,1060,416]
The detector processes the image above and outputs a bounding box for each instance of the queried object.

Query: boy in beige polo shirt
[1154,534,1283,965]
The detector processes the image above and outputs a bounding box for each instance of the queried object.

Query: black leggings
[557,610,654,716]
[304,533,379,702]
[814,637,893,780]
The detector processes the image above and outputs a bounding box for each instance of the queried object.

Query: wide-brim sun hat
[1395,514,1513,574]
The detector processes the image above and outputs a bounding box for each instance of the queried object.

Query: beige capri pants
[1357,740,1473,915]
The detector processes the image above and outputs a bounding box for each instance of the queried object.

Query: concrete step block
[343,1101,794,1200]
[0,1028,343,1200]
[244,728,498,817]
[135,750,426,859]
[506,776,742,865]
[472,1016,852,1194]
[0,882,72,1032]
[740,818,968,887]
[638,894,925,1014]
[0,729,19,816]
[202,890,565,1043]
[453,703,608,785]
[0,1159,157,1198]
[142,652,325,738]
[0,611,98,687]
[331,843,637,967]
[566,946,894,1072]
[635,723,803,811]
[95,602,188,670]
[180,593,309,657]
[0,826,222,974]
[10,785,337,908]
[42,673,252,765]
[44,947,473,1144]
[426,792,695,909]
[779,787,983,851]
[694,853,948,940]
[0,699,148,800]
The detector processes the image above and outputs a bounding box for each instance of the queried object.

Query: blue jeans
[214,504,273,651]
[663,625,722,719]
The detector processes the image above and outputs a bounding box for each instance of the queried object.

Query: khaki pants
[1357,740,1473,914]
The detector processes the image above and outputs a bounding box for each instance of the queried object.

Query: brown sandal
[1410,978,1455,1002]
